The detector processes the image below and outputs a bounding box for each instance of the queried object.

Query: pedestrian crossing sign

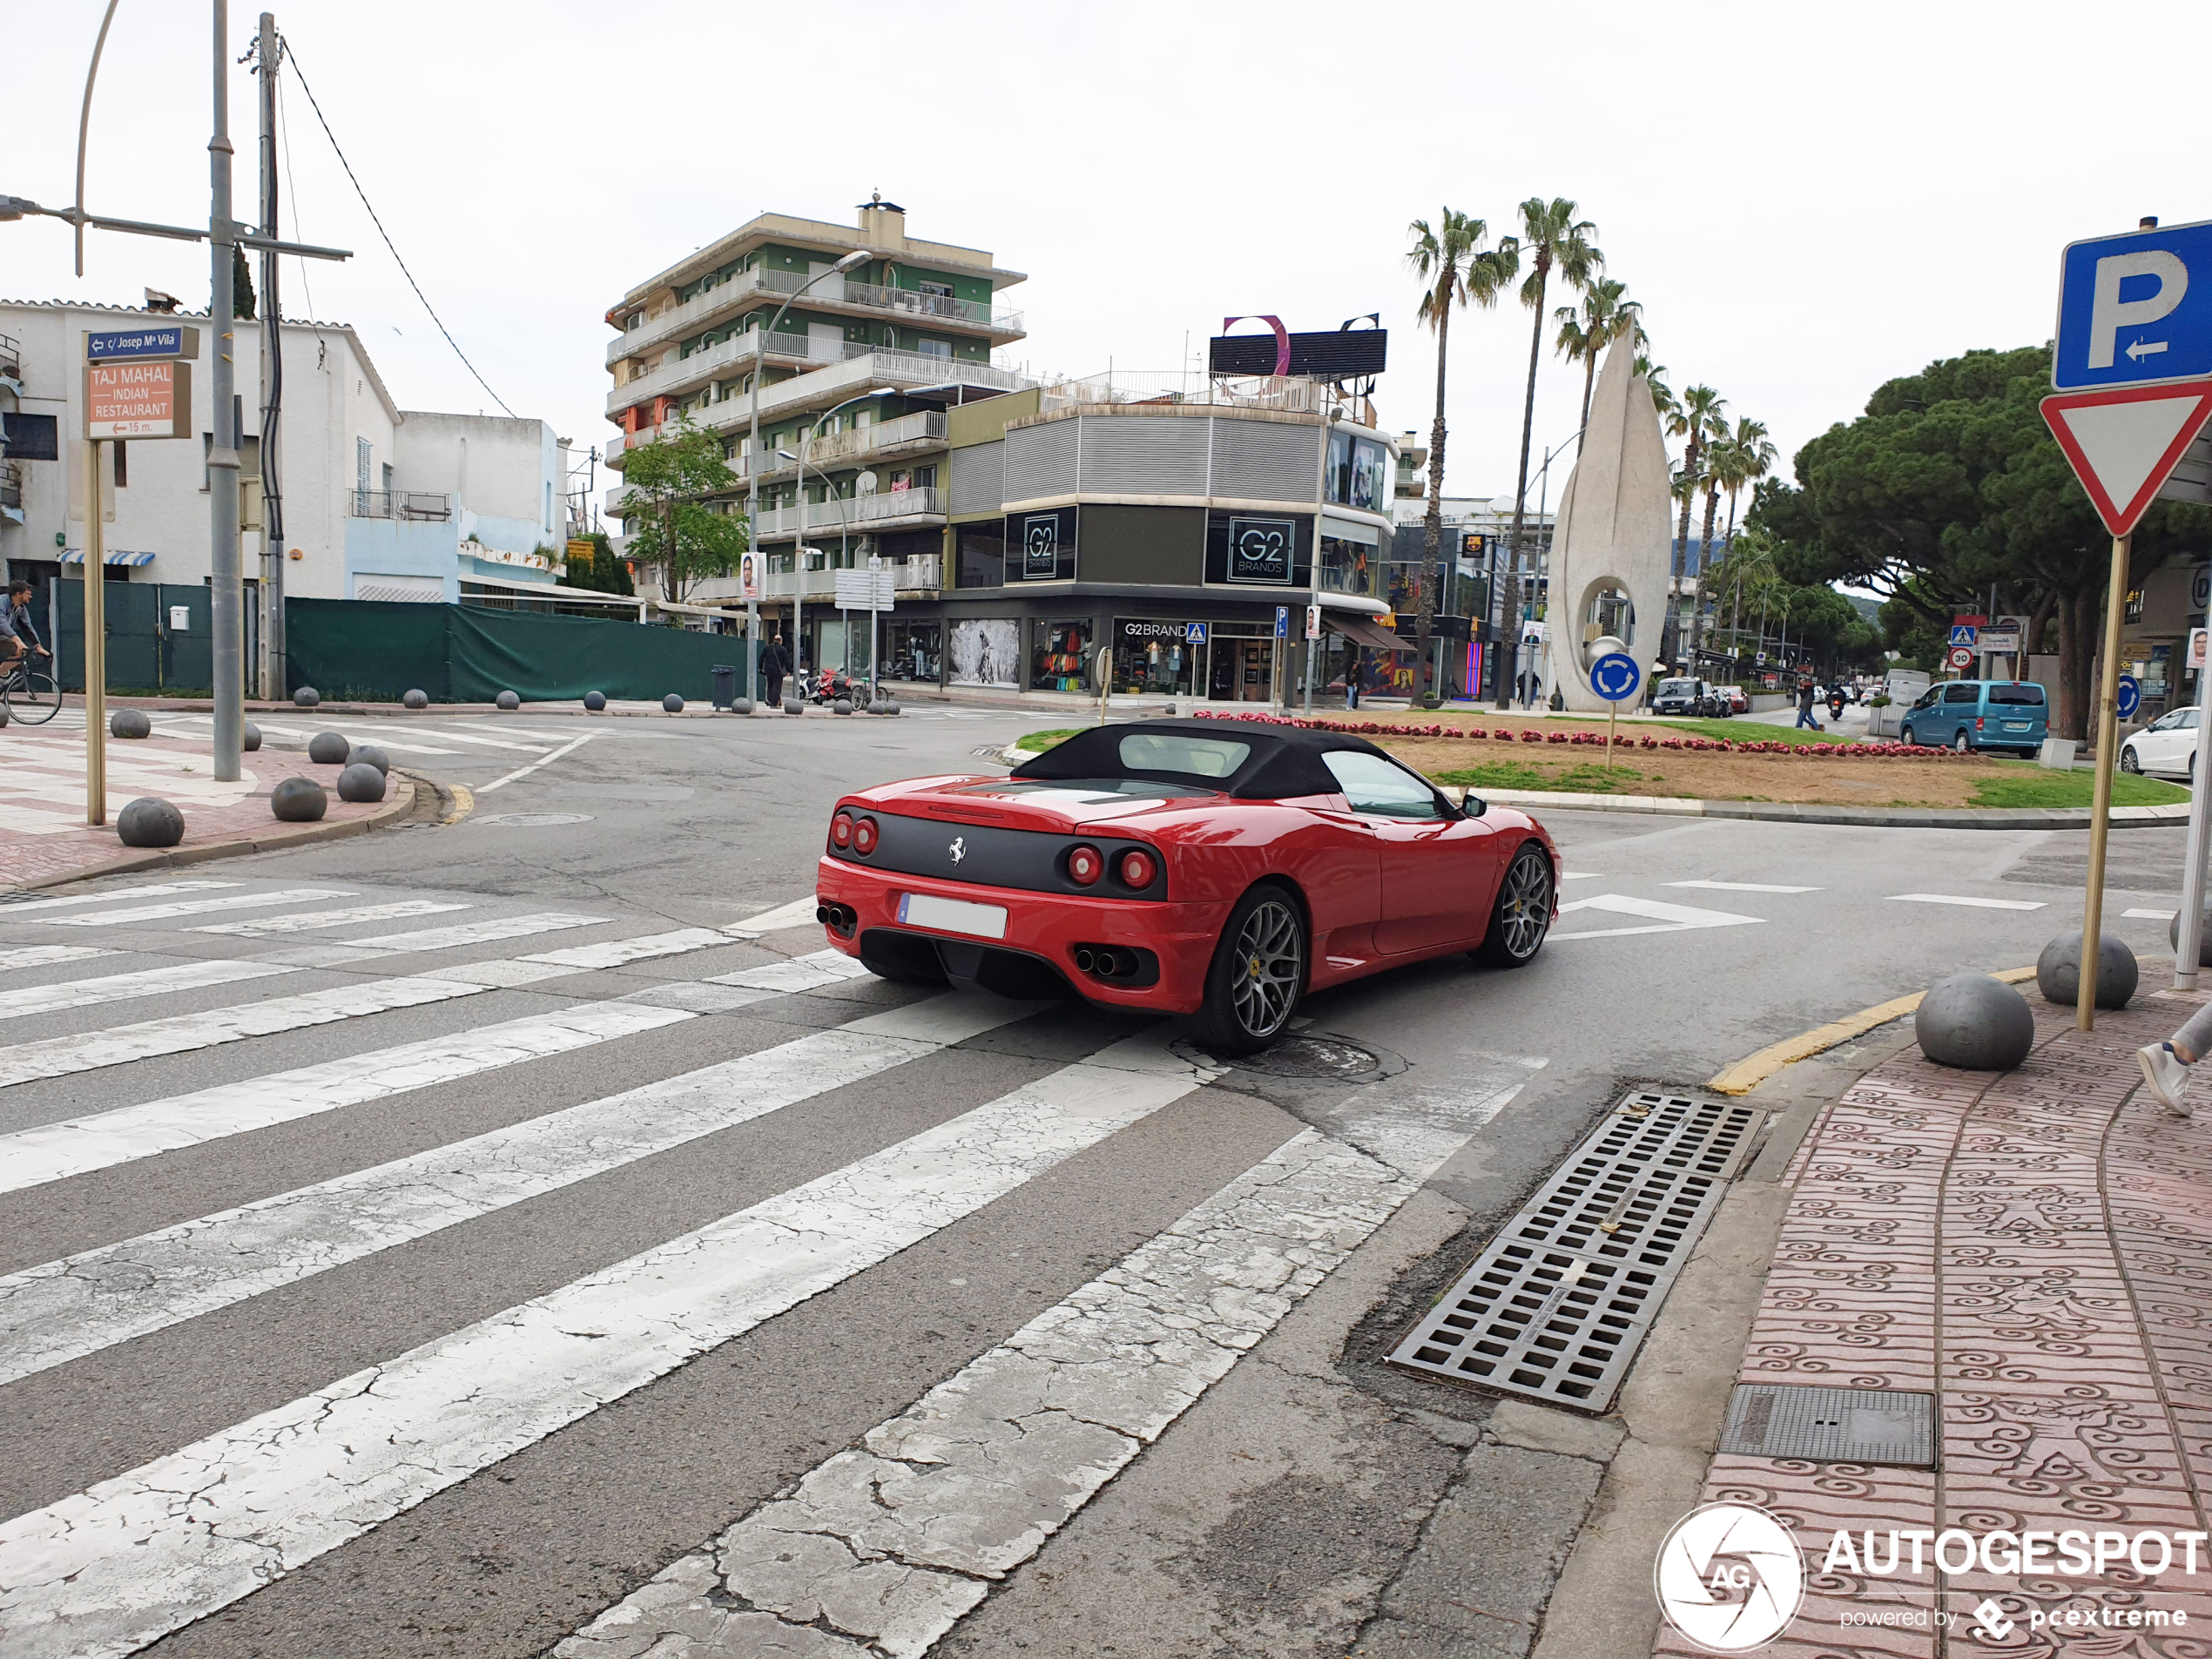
[1948,624,1978,647]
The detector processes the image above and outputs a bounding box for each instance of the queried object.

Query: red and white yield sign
[2041,378,2212,536]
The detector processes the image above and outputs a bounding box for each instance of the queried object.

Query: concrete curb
[1452,785,2192,831]
[15,779,419,892]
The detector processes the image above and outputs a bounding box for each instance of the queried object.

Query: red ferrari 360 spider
[815,719,1559,1051]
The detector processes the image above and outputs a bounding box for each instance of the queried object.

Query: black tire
[2121,746,2142,774]
[1190,883,1306,1055]
[1,666,62,725]
[1952,729,1971,753]
[1900,724,1915,746]
[1476,843,1554,968]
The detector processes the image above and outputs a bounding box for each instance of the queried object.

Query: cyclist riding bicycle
[3,579,46,678]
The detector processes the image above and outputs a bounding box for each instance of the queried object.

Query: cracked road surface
[0,705,2186,1658]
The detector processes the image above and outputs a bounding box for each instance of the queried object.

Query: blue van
[1897,680,2047,755]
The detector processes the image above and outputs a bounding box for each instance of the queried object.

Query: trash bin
[711,664,736,711]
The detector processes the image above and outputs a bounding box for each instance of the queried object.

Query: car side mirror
[1460,793,1487,818]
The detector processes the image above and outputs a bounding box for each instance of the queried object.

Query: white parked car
[2121,707,2201,779]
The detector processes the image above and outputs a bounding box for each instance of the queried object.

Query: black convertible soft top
[1008,718,1402,801]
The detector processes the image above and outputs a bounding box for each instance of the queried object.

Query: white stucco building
[0,300,570,609]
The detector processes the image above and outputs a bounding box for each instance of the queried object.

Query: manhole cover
[1170,1032,1402,1082]
[1719,1385,1935,1467]
[1386,1089,1761,1413]
[475,813,594,827]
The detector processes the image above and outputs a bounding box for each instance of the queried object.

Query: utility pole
[256,11,285,700]
[207,0,244,781]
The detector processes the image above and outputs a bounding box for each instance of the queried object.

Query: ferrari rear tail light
[830,812,853,849]
[851,816,879,855]
[1066,844,1104,887]
[1116,847,1157,889]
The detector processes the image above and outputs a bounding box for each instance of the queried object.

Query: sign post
[2178,625,2212,989]
[2046,217,2212,1027]
[1590,651,1642,770]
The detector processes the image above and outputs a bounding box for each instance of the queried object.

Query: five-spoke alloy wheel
[1476,844,1554,968]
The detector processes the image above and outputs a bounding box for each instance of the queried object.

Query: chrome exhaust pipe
[815,905,833,925]
[1073,948,1096,974]
[1094,953,1120,978]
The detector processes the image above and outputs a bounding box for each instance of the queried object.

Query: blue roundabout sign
[1590,652,1642,703]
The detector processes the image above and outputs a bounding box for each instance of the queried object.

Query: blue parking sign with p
[2056,219,2212,389]
[1590,652,1641,702]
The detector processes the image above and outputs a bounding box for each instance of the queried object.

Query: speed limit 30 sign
[1948,646,1976,671]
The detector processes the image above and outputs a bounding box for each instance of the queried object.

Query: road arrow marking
[1552,894,1763,940]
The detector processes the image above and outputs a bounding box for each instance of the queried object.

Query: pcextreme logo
[1655,1502,1805,1653]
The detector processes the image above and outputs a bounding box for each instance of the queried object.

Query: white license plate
[2003,722,2030,731]
[898,892,1008,940]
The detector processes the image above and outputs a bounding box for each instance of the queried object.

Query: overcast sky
[7,0,2208,522]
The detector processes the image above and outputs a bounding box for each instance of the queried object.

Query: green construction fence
[286,598,743,704]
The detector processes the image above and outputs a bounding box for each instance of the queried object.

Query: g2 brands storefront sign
[1022,513,1060,579]
[85,360,191,440]
[1226,516,1294,584]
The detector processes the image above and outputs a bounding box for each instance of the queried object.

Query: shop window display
[949,617,1021,687]
[1032,619,1093,692]
[886,621,942,685]
[1114,619,1200,698]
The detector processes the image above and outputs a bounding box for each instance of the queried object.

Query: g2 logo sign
[1226,516,1293,584]
[1022,515,1060,579]
[1654,1502,1804,1653]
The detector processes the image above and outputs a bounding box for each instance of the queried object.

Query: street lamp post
[785,386,893,698]
[744,248,872,704]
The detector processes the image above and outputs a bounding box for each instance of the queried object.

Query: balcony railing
[746,487,946,539]
[0,458,23,516]
[610,352,1027,444]
[750,553,943,602]
[605,269,1024,370]
[349,489,453,521]
[0,332,20,381]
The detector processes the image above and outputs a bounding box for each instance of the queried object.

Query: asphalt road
[0,703,2195,1659]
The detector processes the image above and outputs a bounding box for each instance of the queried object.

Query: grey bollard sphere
[784,698,803,715]
[0,701,11,727]
[270,776,327,822]
[293,686,320,708]
[1916,974,2035,1070]
[496,690,521,711]
[347,744,391,775]
[885,698,900,716]
[335,762,388,803]
[402,689,428,710]
[583,690,607,711]
[2170,909,2212,968]
[833,698,853,715]
[2036,932,2138,1008]
[307,731,350,765]
[242,721,260,752]
[732,697,753,715]
[663,693,685,713]
[109,708,152,739]
[116,796,185,847]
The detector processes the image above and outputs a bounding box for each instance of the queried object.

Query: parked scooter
[808,667,862,706]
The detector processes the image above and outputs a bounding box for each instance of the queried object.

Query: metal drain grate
[1386,1090,1761,1413]
[1719,1385,1935,1467]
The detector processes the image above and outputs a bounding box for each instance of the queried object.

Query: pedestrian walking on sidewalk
[1794,677,1823,731]
[2137,1008,2212,1116]
[762,632,790,707]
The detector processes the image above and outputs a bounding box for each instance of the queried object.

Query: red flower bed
[1191,709,1971,759]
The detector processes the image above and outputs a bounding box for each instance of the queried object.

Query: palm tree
[1555,278,1641,440]
[1662,384,1727,666]
[1639,356,1676,425]
[1689,441,1732,662]
[1501,199,1600,710]
[1719,417,1777,543]
[1406,211,1516,705]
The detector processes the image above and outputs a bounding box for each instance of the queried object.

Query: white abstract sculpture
[1543,334,1675,713]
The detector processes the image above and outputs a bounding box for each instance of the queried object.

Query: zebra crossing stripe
[0,946,117,972]
[39,888,354,927]
[0,959,288,1022]
[0,1001,700,1196]
[516,927,732,970]
[264,911,606,967]
[0,880,237,916]
[0,1029,1214,1659]
[0,974,489,1091]
[191,900,471,937]
[0,993,1038,1386]
[555,1066,1539,1659]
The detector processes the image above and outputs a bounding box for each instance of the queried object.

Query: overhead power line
[280,35,514,417]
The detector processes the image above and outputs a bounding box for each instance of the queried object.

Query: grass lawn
[1432,760,1644,795]
[1014,729,1082,753]
[1967,766,2189,809]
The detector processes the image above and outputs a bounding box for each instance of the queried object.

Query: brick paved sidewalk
[1657,987,2212,1656]
[0,725,399,888]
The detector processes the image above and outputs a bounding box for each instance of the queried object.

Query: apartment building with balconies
[603,196,1028,630]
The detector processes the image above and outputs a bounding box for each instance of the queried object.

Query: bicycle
[0,653,62,725]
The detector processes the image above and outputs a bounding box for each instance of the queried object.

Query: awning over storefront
[1332,613,1408,653]
[60,549,156,567]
